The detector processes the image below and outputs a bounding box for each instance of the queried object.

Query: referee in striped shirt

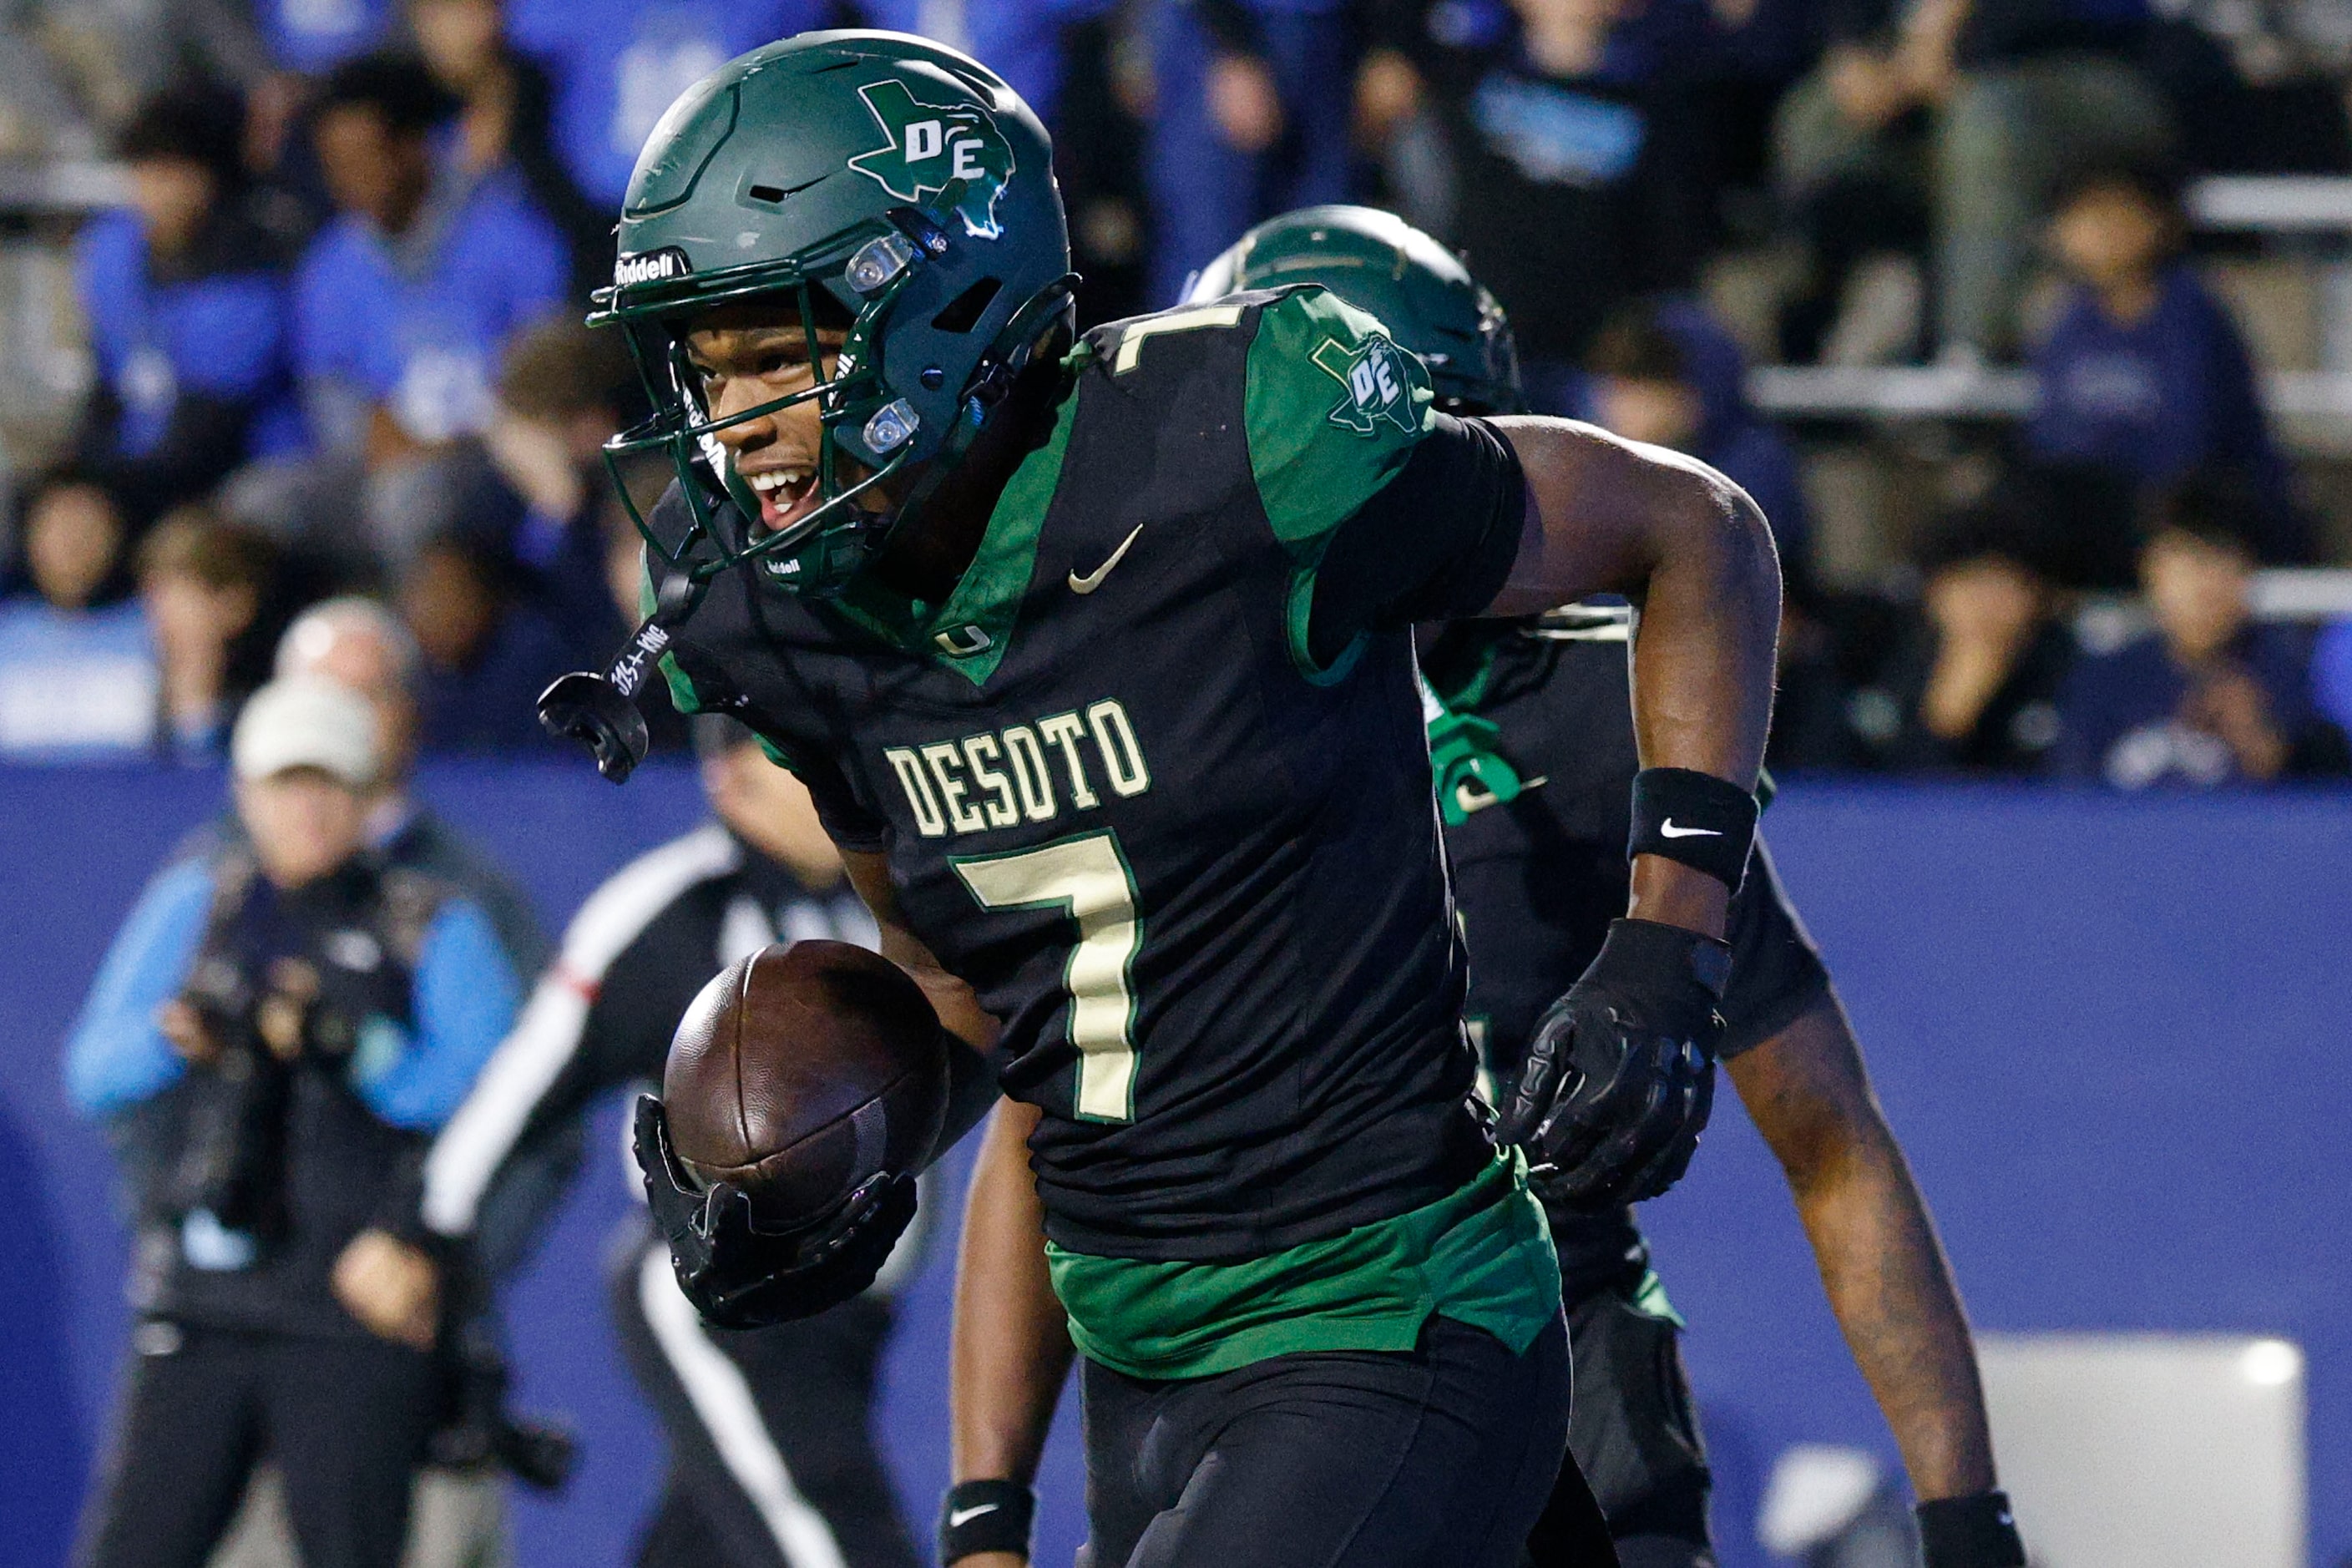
[411,717,928,1568]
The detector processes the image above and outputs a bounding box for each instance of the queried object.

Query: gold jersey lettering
[885,746,948,837]
[882,702,1151,839]
[921,741,988,834]
[1036,712,1102,810]
[963,734,1019,828]
[1086,700,1151,797]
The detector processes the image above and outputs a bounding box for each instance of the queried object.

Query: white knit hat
[231,678,381,788]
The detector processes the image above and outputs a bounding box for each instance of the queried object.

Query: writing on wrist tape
[1627,767,1758,892]
[939,1479,1035,1564]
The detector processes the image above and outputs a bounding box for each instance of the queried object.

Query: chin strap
[536,572,708,783]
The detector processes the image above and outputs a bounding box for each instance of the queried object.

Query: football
[661,940,950,1230]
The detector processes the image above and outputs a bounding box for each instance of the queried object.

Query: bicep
[1485,416,1765,615]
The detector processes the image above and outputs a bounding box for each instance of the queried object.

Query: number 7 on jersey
[951,831,1143,1122]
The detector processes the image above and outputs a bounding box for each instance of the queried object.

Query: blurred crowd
[3,0,2351,787]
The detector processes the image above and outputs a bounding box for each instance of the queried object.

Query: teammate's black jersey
[419,823,879,1245]
[1426,615,1834,1302]
[656,286,1525,1262]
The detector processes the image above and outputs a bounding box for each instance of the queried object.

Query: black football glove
[1498,918,1730,1211]
[632,1095,917,1329]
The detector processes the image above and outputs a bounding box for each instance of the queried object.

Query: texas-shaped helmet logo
[847,80,1015,240]
[1312,333,1426,437]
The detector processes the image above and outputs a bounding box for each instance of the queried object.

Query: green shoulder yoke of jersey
[1242,286,1436,683]
[826,369,1081,688]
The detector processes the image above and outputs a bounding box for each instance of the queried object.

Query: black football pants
[1524,1287,1714,1568]
[76,1320,438,1568]
[609,1234,921,1568]
[1079,1312,1573,1568]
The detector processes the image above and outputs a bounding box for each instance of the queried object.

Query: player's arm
[1729,999,2024,1567]
[943,1097,1070,1568]
[1485,417,1778,933]
[1260,290,1776,1203]
[840,845,1000,1159]
[1479,419,1778,1203]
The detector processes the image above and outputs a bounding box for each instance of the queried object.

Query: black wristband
[1916,1490,2025,1568]
[1627,767,1758,892]
[938,1479,1034,1564]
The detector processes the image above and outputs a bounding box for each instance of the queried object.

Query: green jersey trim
[1283,564,1368,685]
[829,376,1082,688]
[1242,286,1434,552]
[1244,287,1432,685]
[1628,1267,1687,1330]
[1046,1147,1561,1380]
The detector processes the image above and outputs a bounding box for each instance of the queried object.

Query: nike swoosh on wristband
[1658,820,1722,838]
[948,1505,1000,1527]
[1069,524,1144,594]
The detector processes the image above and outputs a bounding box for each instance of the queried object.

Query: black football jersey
[1426,615,1834,1302]
[655,287,1521,1262]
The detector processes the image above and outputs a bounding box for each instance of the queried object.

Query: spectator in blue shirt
[853,0,1117,128]
[477,318,638,665]
[74,85,306,528]
[2027,164,2305,563]
[2057,473,2349,787]
[1146,0,1358,305]
[505,0,832,210]
[295,52,568,470]
[66,676,520,1568]
[409,0,609,300]
[0,473,155,760]
[1364,0,1713,374]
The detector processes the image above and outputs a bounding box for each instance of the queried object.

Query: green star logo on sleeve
[847,80,1016,239]
[1311,333,1425,437]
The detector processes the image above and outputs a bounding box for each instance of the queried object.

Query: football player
[943,208,2027,1568]
[550,32,1780,1568]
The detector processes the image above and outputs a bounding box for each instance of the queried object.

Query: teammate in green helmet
[554,30,1786,1568]
[941,209,2030,1568]
[1185,204,1522,417]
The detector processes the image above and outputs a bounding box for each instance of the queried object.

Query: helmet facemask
[596,190,1075,599]
[599,206,949,597]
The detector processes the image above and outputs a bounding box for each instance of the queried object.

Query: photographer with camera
[63,678,522,1568]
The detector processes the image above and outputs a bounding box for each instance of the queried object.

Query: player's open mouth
[742,465,822,534]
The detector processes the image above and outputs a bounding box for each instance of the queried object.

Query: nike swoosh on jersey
[1070,524,1144,594]
[948,1505,1000,1527]
[1658,819,1722,837]
[1453,774,1549,816]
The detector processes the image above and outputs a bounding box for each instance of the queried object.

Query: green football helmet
[589,29,1077,597]
[1186,205,1522,416]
